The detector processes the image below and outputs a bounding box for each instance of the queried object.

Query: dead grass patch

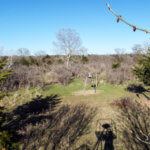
[72,90,103,96]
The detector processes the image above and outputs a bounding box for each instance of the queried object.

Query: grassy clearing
[1,79,129,106]
[1,78,132,115]
[1,78,150,149]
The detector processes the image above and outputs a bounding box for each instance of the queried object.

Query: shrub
[112,61,121,69]
[115,98,150,150]
[81,56,88,64]
[20,57,30,66]
[57,58,64,64]
[0,62,18,150]
[42,55,51,62]
[0,65,45,92]
[0,54,137,86]
[133,49,150,85]
[51,66,73,85]
[47,60,53,65]
[0,131,18,150]
[29,56,39,66]
[112,57,122,69]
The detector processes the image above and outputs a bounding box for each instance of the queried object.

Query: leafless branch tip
[106,2,150,34]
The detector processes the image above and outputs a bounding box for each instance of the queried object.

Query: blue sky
[0,0,150,55]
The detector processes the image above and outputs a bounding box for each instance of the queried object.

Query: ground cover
[1,78,150,149]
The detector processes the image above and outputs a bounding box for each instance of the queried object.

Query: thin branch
[130,130,150,145]
[106,3,150,34]
[135,135,150,145]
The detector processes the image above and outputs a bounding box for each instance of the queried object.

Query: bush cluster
[114,98,150,150]
[0,54,137,92]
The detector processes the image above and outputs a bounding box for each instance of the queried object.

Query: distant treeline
[0,54,138,92]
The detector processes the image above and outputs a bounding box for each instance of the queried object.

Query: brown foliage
[0,65,45,92]
[0,54,137,92]
[115,98,150,150]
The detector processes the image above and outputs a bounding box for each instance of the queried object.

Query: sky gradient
[0,0,150,55]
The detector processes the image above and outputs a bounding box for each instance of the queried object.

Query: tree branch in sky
[106,3,150,34]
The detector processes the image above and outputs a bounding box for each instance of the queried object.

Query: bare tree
[17,48,30,56]
[34,50,46,56]
[143,42,150,53]
[78,47,88,56]
[114,48,125,56]
[112,48,125,68]
[0,46,3,56]
[132,44,143,54]
[53,28,85,68]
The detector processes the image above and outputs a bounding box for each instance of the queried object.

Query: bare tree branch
[106,3,150,34]
[53,28,86,68]
[135,134,150,145]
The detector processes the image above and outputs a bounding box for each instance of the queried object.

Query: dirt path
[72,90,103,96]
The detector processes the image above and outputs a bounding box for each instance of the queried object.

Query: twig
[131,130,150,145]
[106,3,150,34]
[135,135,150,145]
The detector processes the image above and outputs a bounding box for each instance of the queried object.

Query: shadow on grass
[93,123,116,150]
[4,94,61,130]
[0,106,5,128]
[0,106,20,149]
[20,104,97,150]
[126,84,150,100]
[2,94,97,150]
[0,94,61,149]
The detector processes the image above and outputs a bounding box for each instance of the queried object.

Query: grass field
[1,78,150,149]
[1,78,131,110]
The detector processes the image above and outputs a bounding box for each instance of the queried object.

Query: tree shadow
[3,94,97,150]
[4,94,61,130]
[142,93,150,100]
[75,144,91,150]
[0,106,5,128]
[18,104,97,150]
[126,83,150,100]
[0,106,20,149]
[93,123,116,150]
[0,95,61,149]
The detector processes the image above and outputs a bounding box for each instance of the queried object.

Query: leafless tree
[78,47,88,56]
[53,28,85,68]
[143,42,150,53]
[0,46,3,56]
[34,50,46,56]
[114,48,125,55]
[132,44,143,55]
[17,48,30,56]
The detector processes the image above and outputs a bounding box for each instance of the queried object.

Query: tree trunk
[66,55,70,68]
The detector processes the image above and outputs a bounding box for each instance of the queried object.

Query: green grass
[39,78,128,98]
[2,78,130,101]
[40,78,85,97]
[1,78,149,149]
[1,78,133,111]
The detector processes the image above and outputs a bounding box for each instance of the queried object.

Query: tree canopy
[133,49,150,85]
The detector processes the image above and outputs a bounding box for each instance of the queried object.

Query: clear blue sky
[0,0,150,55]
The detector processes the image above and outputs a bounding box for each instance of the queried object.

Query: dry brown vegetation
[112,98,150,150]
[0,54,137,92]
[1,54,149,149]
